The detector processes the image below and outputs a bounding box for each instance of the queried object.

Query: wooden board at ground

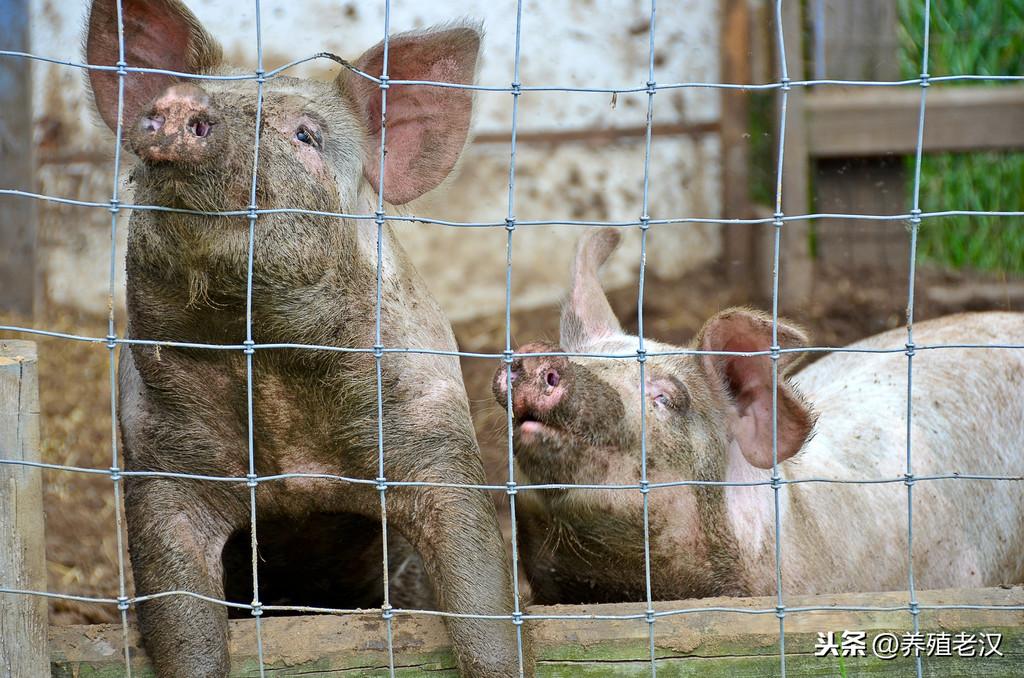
[50,586,1024,676]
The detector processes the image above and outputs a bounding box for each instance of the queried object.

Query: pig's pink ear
[86,0,223,132]
[560,229,624,350]
[697,308,815,469]
[339,25,481,205]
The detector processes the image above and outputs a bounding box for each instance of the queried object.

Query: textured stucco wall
[28,0,721,321]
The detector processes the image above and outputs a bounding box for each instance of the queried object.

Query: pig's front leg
[390,463,534,677]
[125,479,238,678]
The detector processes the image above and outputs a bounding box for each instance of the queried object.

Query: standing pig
[86,1,530,676]
[494,228,1024,605]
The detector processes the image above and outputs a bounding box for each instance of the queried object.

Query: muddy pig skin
[85,1,531,676]
[494,228,1024,605]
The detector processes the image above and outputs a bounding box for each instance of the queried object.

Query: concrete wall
[27,0,721,321]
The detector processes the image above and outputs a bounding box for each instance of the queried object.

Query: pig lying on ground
[494,228,1024,605]
[86,1,530,675]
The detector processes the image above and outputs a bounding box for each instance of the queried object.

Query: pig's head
[493,229,817,603]
[86,0,479,236]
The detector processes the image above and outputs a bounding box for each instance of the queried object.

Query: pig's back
[781,312,1024,592]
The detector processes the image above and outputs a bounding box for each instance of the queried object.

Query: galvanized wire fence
[2,1,1024,677]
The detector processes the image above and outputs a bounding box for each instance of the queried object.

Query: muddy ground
[2,260,1021,625]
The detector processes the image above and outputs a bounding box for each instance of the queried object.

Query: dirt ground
[2,260,1021,626]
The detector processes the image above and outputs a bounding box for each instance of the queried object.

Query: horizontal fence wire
[0,0,1021,675]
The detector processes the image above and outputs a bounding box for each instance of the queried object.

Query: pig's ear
[339,25,481,205]
[86,0,223,132]
[697,308,815,469]
[560,228,624,350]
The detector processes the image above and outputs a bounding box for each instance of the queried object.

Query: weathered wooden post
[0,340,48,678]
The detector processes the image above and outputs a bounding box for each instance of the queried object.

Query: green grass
[897,0,1024,275]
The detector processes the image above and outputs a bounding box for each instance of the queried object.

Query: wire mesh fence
[1,1,1024,677]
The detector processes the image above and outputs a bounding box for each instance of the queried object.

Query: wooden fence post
[0,340,48,678]
[776,0,814,308]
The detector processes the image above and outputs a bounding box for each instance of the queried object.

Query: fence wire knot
[115,60,127,76]
[639,479,650,495]
[375,476,388,492]
[505,217,516,232]
[105,334,117,350]
[108,466,122,482]
[245,473,258,488]
[381,603,393,620]
[779,76,791,91]
[255,68,266,85]
[374,210,386,225]
[644,608,655,624]
[512,611,524,626]
[645,80,657,94]
[903,472,916,488]
[117,595,130,611]
[247,204,258,221]
[250,600,263,617]
[510,80,521,97]
[773,211,784,227]
[919,72,931,87]
[905,341,916,357]
[372,343,384,359]
[243,339,255,356]
[377,74,389,90]
[639,216,650,231]
[769,344,781,361]
[502,349,515,364]
[636,348,647,363]
[107,198,120,214]
[505,481,518,496]
[775,603,787,619]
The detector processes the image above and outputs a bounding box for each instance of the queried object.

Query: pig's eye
[653,394,670,408]
[295,125,322,149]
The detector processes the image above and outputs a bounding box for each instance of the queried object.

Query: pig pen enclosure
[2,0,1024,676]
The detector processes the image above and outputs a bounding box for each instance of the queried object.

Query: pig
[85,1,531,676]
[494,228,1024,605]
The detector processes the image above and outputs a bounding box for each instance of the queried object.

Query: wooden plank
[49,586,1024,676]
[776,0,813,308]
[809,0,909,290]
[806,86,1024,157]
[720,0,756,296]
[0,340,47,678]
[0,0,38,317]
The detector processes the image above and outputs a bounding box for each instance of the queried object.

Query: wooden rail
[806,86,1024,158]
[50,586,1024,676]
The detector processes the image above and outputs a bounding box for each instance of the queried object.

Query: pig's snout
[493,342,572,425]
[131,84,219,164]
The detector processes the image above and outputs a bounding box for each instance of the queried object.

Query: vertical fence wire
[502,0,528,675]
[373,1,397,674]
[904,1,933,676]
[108,1,132,673]
[771,1,791,674]
[243,1,268,674]
[636,0,659,674]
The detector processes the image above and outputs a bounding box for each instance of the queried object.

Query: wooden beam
[806,86,1024,157]
[720,0,756,297]
[776,0,814,308]
[0,0,38,318]
[49,586,1024,676]
[0,341,47,678]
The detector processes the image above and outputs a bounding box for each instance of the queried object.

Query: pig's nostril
[546,370,560,388]
[189,119,212,138]
[141,115,165,133]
